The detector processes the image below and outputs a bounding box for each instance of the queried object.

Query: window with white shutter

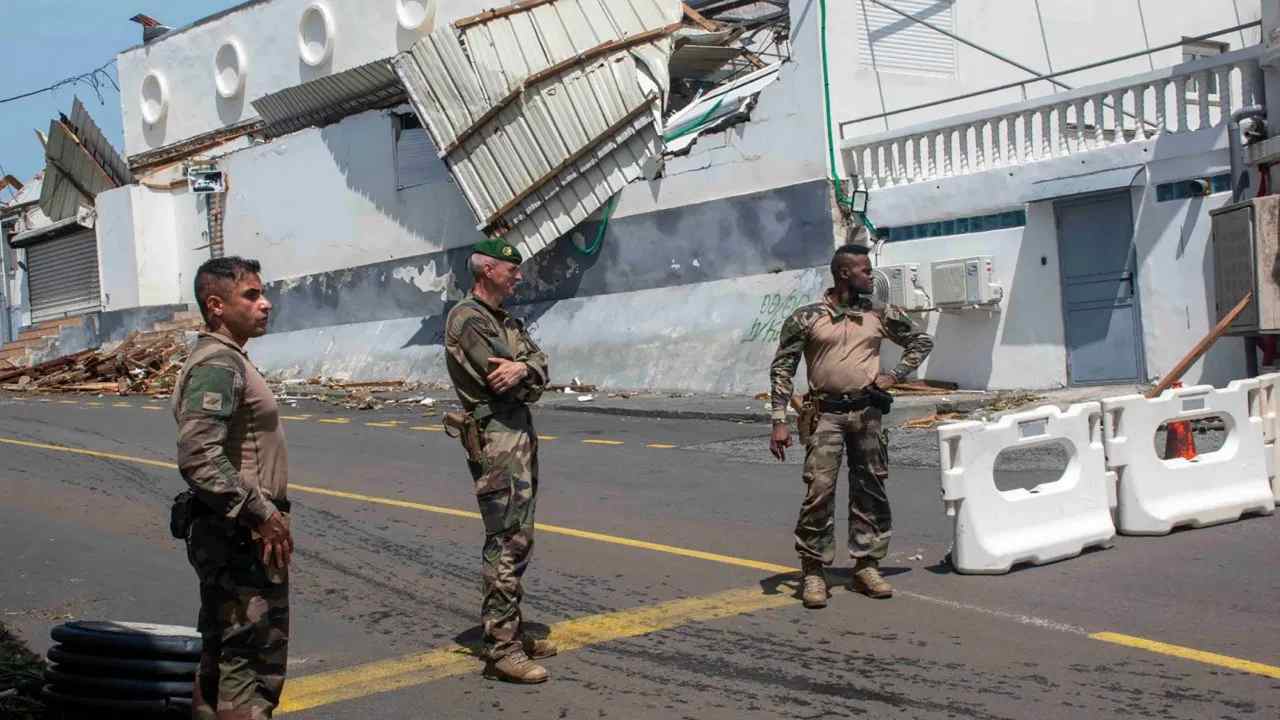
[394,113,434,190]
[858,0,957,78]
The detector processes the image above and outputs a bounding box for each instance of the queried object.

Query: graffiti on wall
[741,288,811,343]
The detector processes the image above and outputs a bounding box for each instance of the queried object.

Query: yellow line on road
[57,400,78,405]
[583,439,624,446]
[538,435,558,441]
[410,425,444,432]
[113,402,131,407]
[85,402,103,407]
[280,415,310,421]
[8,436,1279,687]
[365,421,400,428]
[1090,632,1280,679]
[318,418,350,425]
[142,406,163,411]
[279,584,796,714]
[647,443,676,449]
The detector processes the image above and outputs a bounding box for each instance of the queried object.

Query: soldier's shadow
[452,622,553,658]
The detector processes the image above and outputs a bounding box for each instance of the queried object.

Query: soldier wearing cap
[769,244,933,609]
[445,238,556,683]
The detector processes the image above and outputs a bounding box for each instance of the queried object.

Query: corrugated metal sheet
[38,100,128,222]
[27,228,102,322]
[394,0,683,260]
[68,97,132,187]
[663,60,780,153]
[859,0,957,78]
[252,60,406,138]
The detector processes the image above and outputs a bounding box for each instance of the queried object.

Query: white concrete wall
[217,108,482,282]
[94,188,140,311]
[832,0,1262,140]
[115,0,490,156]
[130,186,184,306]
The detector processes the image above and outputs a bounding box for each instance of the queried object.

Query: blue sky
[0,1,241,201]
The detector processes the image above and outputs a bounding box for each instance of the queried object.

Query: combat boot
[487,650,549,684]
[522,636,558,659]
[800,559,828,609]
[851,559,893,599]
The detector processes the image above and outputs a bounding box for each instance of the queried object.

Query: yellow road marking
[1090,632,1280,679]
[365,421,400,428]
[538,435,558,440]
[280,584,796,714]
[113,402,131,408]
[318,418,350,425]
[410,425,444,432]
[583,439,624,446]
[85,402,103,407]
[57,400,78,405]
[647,443,676,449]
[142,406,163,411]
[280,415,310,421]
[36,399,53,403]
[8,435,1279,688]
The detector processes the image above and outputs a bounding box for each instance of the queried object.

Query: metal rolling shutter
[26,229,102,322]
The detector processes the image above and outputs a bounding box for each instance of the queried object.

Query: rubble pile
[0,330,192,397]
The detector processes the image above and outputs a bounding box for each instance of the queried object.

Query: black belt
[816,394,871,414]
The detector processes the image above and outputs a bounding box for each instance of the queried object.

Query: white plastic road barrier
[1256,372,1280,502]
[1102,380,1275,536]
[938,403,1116,575]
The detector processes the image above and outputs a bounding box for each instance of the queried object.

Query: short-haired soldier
[769,244,933,608]
[172,256,293,718]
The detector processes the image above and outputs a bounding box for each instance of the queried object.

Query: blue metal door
[1055,192,1145,385]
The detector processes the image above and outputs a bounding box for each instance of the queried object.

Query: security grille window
[858,0,957,78]
[394,113,433,190]
[1183,38,1228,99]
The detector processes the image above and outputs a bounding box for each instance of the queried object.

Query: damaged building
[0,0,1269,391]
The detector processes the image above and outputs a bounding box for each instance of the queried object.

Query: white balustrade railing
[841,46,1265,190]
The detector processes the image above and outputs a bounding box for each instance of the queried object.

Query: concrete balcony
[840,45,1265,190]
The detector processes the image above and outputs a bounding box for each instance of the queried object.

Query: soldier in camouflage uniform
[769,244,932,608]
[173,257,294,718]
[445,238,555,684]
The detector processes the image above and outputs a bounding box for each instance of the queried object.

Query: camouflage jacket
[172,332,288,526]
[770,289,933,422]
[445,294,549,413]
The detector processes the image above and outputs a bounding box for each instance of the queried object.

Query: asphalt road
[1,391,1277,719]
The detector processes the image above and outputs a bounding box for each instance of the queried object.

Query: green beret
[472,238,522,264]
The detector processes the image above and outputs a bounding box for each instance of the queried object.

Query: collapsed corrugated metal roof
[252,60,406,138]
[38,98,129,222]
[394,0,683,260]
[663,60,781,153]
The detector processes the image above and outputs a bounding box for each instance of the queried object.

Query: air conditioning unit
[1210,195,1280,334]
[931,256,1004,309]
[876,263,931,310]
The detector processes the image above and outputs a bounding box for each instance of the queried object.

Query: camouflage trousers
[186,515,289,720]
[796,408,892,565]
[468,406,539,660]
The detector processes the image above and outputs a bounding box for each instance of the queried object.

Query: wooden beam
[455,0,558,30]
[682,3,723,32]
[1147,291,1253,399]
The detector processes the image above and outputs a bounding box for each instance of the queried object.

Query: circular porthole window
[214,39,247,98]
[140,71,168,125]
[298,2,335,67]
[396,0,435,31]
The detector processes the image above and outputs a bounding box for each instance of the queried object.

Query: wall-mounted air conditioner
[876,263,931,310]
[931,256,1004,309]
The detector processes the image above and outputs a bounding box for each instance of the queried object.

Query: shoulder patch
[183,365,237,419]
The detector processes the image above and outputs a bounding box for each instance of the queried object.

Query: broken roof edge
[116,0,273,56]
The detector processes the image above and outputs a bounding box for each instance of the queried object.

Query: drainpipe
[1229,105,1267,202]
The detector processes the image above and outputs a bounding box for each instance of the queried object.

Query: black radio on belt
[816,386,894,415]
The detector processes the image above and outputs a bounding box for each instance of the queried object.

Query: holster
[443,410,484,464]
[866,383,895,415]
[797,394,819,445]
[169,490,198,540]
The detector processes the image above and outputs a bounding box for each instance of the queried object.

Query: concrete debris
[0,329,191,396]
[550,382,598,394]
[577,394,595,403]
